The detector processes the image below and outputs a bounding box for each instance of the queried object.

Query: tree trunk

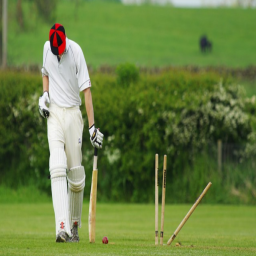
[17,0,24,30]
[0,0,2,66]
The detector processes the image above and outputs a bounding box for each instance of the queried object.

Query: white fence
[121,0,256,7]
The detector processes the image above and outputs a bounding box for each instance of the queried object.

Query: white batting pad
[50,147,71,236]
[67,166,86,228]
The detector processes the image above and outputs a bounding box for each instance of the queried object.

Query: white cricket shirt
[41,37,91,107]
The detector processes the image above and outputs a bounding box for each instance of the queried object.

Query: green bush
[116,63,139,87]
[0,69,255,204]
[90,70,255,203]
[0,72,49,191]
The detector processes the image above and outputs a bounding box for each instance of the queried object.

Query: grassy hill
[8,1,256,68]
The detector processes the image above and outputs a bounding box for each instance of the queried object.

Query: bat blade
[89,169,98,243]
[89,148,98,243]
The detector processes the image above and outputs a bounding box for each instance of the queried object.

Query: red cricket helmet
[49,23,66,55]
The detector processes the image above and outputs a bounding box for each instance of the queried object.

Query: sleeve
[41,42,49,77]
[77,46,91,92]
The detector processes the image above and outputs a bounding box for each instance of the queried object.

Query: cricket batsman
[39,23,104,242]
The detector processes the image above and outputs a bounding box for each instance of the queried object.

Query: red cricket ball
[102,236,108,244]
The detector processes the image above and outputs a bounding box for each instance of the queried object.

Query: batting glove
[39,91,50,118]
[89,124,104,149]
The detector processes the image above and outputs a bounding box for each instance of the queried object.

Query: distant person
[38,23,104,242]
[200,35,212,53]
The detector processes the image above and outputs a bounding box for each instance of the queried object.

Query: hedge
[0,67,255,203]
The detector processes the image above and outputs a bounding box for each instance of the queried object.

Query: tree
[0,0,2,66]
[16,0,24,30]
[16,0,58,31]
[1,0,7,68]
[34,0,58,24]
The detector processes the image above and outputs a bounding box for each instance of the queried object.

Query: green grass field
[3,2,256,255]
[8,1,256,68]
[0,202,255,255]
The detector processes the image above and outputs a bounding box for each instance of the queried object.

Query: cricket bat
[89,148,98,243]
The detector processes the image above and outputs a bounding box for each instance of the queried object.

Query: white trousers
[47,104,85,236]
[47,104,84,168]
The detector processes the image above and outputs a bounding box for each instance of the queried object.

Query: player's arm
[43,75,49,93]
[83,88,103,149]
[39,75,50,118]
[84,87,94,128]
[39,43,50,118]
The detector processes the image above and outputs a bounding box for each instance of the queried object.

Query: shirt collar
[64,37,70,53]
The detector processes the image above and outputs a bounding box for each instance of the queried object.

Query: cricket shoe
[56,231,70,243]
[70,222,79,242]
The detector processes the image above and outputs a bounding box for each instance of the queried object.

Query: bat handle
[93,148,98,170]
